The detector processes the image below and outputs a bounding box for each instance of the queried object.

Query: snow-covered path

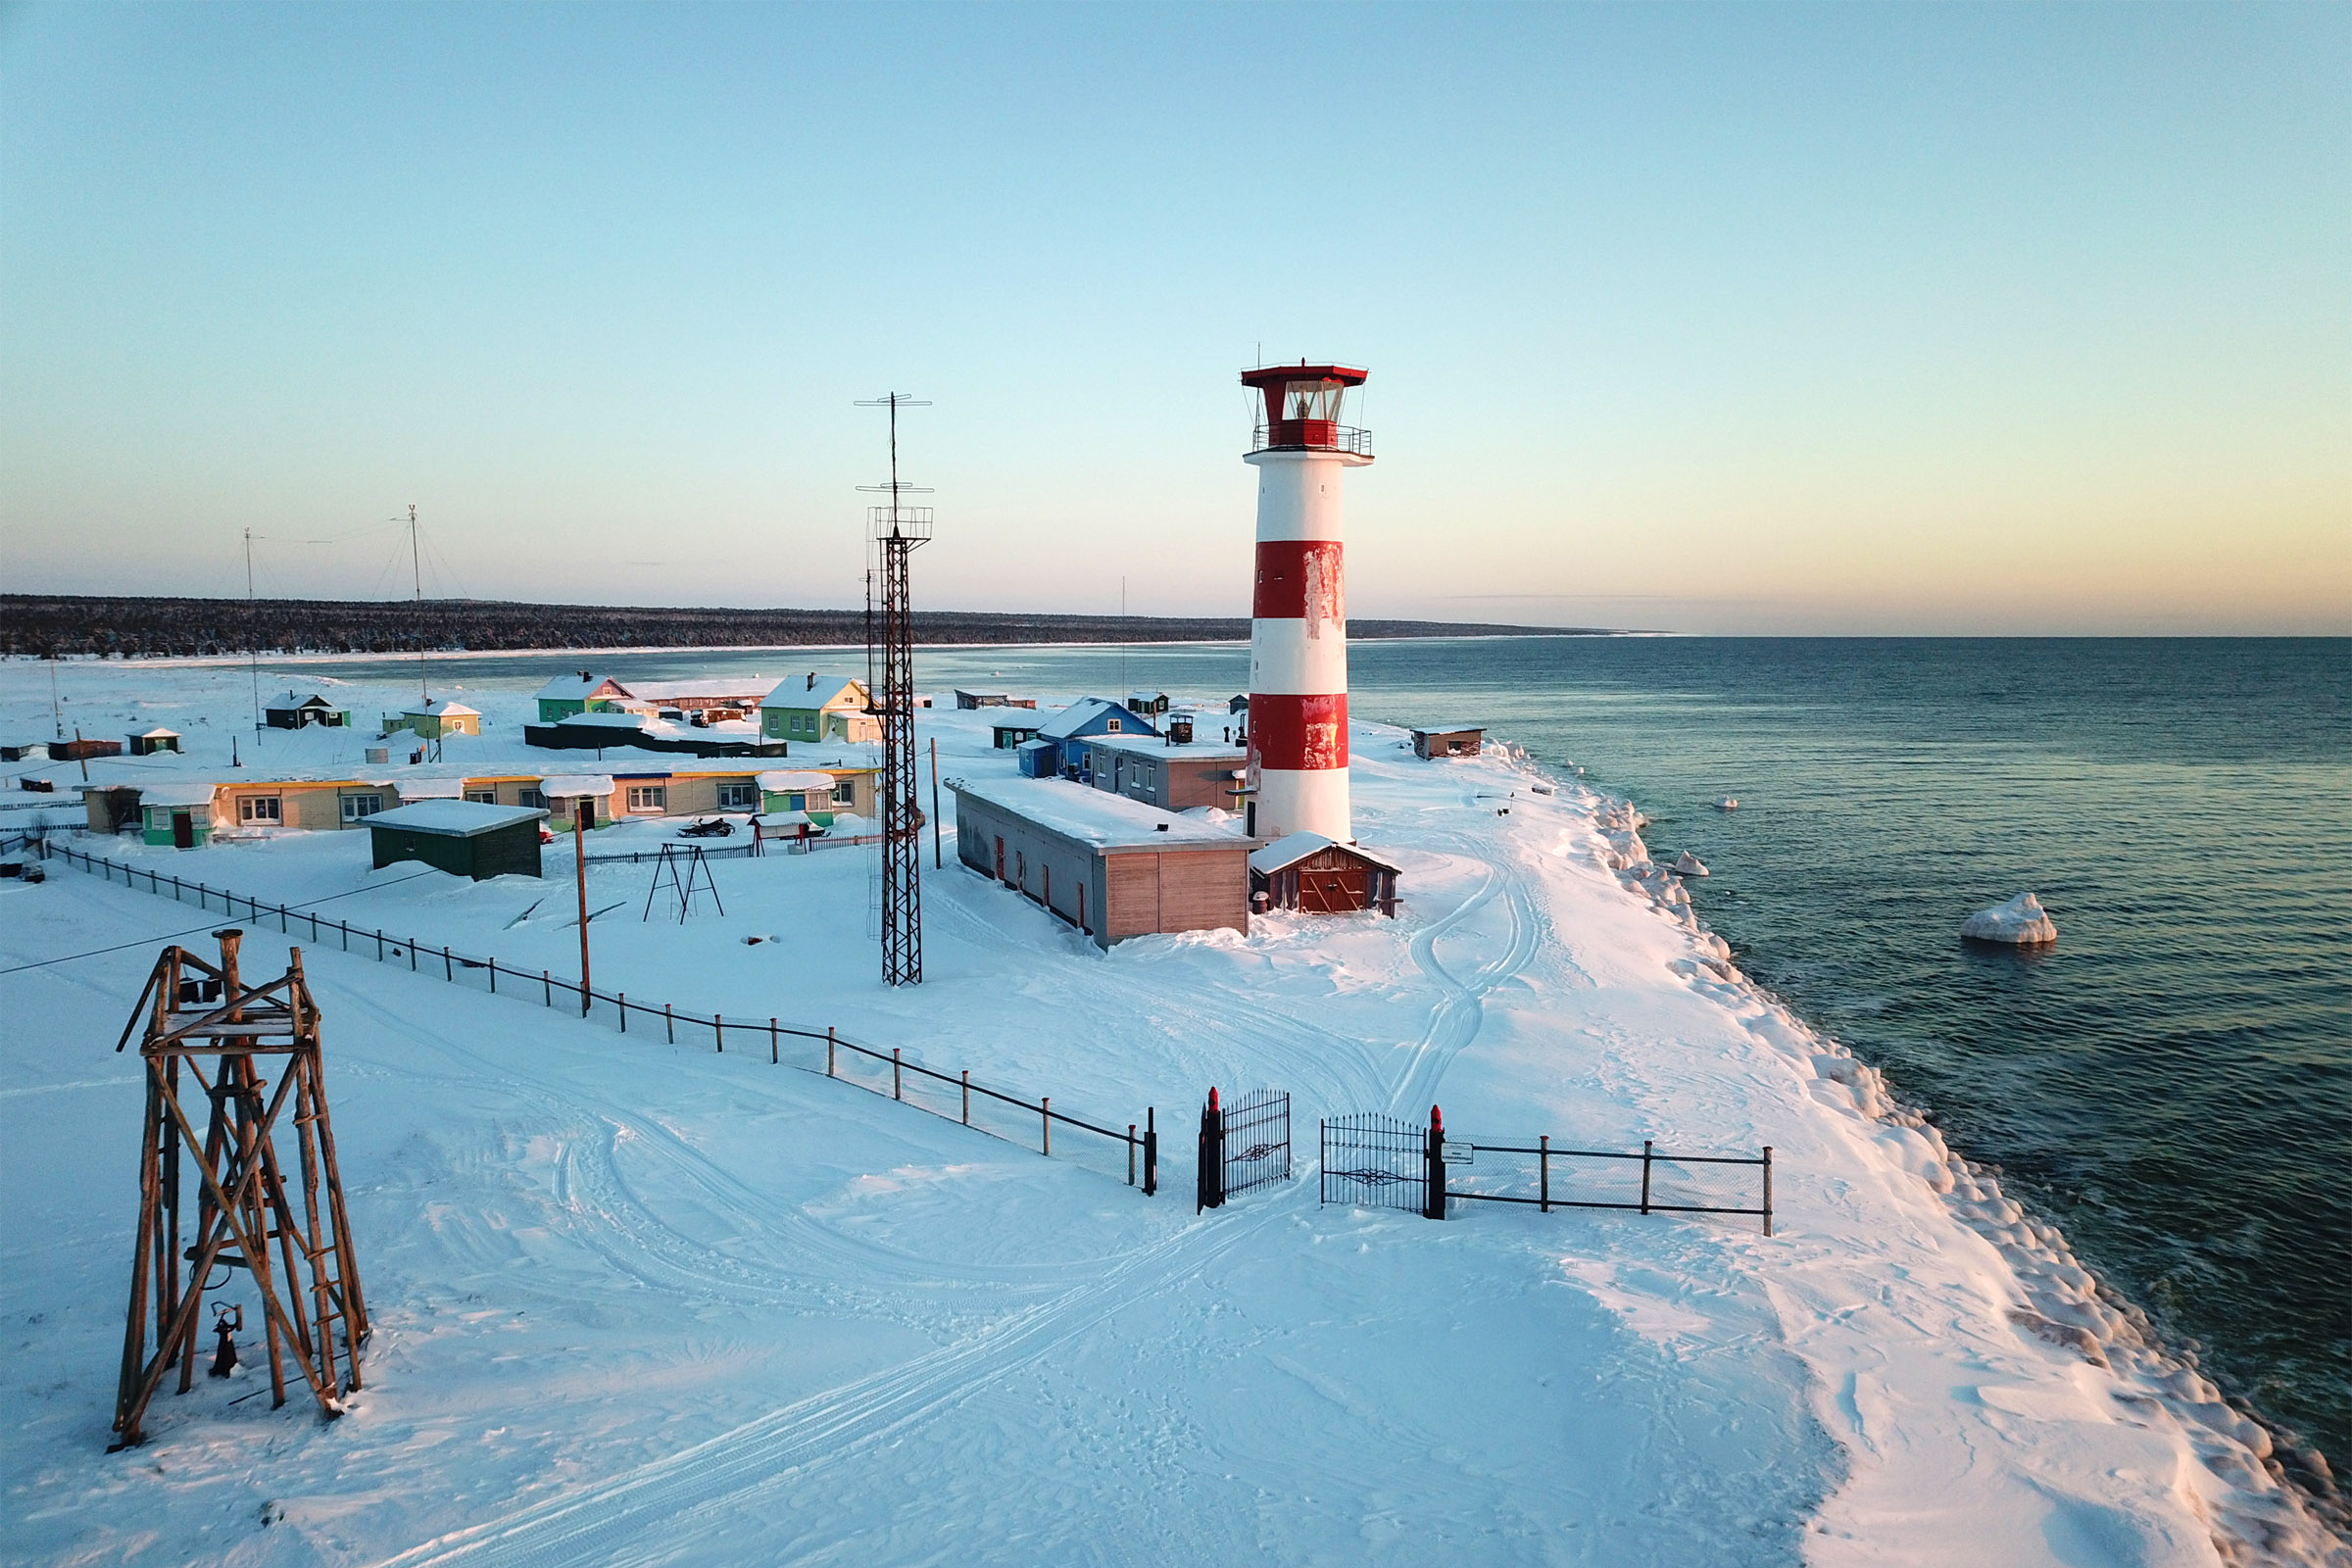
[3,687,2338,1566]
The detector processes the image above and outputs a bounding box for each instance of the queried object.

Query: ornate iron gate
[1319,1111,1428,1213]
[1220,1089,1291,1199]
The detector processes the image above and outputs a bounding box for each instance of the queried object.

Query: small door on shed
[172,811,194,850]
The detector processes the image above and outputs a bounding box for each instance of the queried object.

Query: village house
[760,674,879,745]
[125,727,180,756]
[1410,725,1486,760]
[265,691,352,729]
[387,701,481,740]
[955,690,1037,710]
[367,800,546,881]
[951,775,1250,949]
[991,715,1044,750]
[534,672,633,723]
[1016,697,1160,779]
[1071,732,1248,813]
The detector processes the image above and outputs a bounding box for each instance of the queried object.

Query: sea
[262,635,2352,1465]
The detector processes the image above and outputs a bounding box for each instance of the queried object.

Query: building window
[519,788,548,809]
[626,785,667,812]
[240,796,282,824]
[340,794,383,822]
[465,789,497,805]
[832,779,855,806]
[716,782,758,810]
[1106,717,1122,732]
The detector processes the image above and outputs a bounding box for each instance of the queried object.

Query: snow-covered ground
[2,660,2341,1566]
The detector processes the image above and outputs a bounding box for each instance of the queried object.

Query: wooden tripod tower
[110,928,368,1448]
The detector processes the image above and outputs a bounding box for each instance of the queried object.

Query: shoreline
[1509,740,2348,1560]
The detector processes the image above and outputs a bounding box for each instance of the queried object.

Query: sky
[2,3,2345,635]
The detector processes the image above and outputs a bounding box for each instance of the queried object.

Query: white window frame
[518,787,548,809]
[715,782,759,810]
[626,785,667,813]
[340,793,383,822]
[240,796,282,824]
[831,778,855,806]
[465,789,497,805]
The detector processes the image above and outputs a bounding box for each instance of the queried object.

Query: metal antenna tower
[246,528,263,733]
[856,393,933,986]
[407,504,427,705]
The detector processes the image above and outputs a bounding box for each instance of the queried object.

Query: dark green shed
[367,800,546,880]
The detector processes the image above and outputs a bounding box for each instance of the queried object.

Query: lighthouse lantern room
[1242,363,1373,845]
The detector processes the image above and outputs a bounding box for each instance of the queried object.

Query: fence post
[1640,1140,1653,1216]
[409,938,417,972]
[1197,1091,1223,1213]
[543,969,552,1004]
[618,992,626,1031]
[1425,1105,1446,1220]
[893,1049,902,1100]
[489,959,497,994]
[665,1004,674,1045]
[1762,1147,1774,1237]
[827,1027,835,1077]
[714,1015,722,1053]
[1145,1107,1156,1197]
[960,1069,969,1124]
[1128,1126,1136,1185]
[376,930,385,961]
[1540,1134,1549,1213]
[1042,1097,1050,1156]
[443,946,453,982]
[769,1018,778,1065]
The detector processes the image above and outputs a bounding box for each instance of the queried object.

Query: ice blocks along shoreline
[1963,891,2060,946]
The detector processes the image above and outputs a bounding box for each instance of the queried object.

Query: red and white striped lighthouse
[1243,363,1372,843]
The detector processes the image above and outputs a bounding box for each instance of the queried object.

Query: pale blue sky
[3,3,2345,632]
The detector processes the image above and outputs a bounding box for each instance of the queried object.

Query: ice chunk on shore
[1674,851,1708,876]
[1716,797,1738,810]
[1962,892,2057,946]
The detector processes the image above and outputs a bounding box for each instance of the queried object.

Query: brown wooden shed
[951,776,1250,949]
[1250,831,1402,916]
[1410,726,1485,760]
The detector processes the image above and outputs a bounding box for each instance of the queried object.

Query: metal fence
[1319,1111,1429,1214]
[36,836,1155,1194]
[1220,1089,1291,1199]
[1444,1136,1773,1234]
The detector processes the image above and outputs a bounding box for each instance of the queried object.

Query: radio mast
[856,393,933,987]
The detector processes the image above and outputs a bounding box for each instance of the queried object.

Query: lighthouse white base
[1252,767,1350,844]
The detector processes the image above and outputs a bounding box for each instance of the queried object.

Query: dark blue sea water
[285,636,2352,1462]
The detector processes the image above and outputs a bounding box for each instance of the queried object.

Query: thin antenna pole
[49,656,62,739]
[1120,576,1127,700]
[409,505,426,705]
[246,529,261,734]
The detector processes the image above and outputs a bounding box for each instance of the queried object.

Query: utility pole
[408,505,427,706]
[856,392,933,987]
[245,528,263,734]
[574,800,593,1016]
[48,657,63,739]
[930,736,943,870]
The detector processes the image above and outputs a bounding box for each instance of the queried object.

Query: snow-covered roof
[1410,723,1486,736]
[407,701,479,717]
[762,675,866,710]
[757,809,813,828]
[951,776,1248,852]
[268,690,342,709]
[534,672,630,701]
[397,777,467,800]
[539,775,616,796]
[550,710,647,729]
[758,770,839,792]
[1038,696,1157,743]
[132,782,218,809]
[623,679,770,705]
[366,800,545,837]
[1250,831,1404,876]
[1077,733,1246,762]
[134,726,180,739]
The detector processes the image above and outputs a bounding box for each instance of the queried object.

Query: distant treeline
[1,595,1604,658]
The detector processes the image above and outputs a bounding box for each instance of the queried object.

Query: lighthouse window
[1284,381,1345,420]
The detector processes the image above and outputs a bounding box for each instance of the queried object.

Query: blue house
[1018,697,1160,779]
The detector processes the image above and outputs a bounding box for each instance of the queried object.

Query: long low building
[78,760,878,845]
[951,775,1250,950]
[1070,732,1248,813]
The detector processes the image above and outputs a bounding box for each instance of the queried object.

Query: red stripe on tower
[1250,692,1349,772]
[1252,540,1346,630]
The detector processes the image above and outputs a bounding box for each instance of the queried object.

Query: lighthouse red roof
[1239,364,1368,390]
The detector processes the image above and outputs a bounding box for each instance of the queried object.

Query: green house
[760,675,878,745]
[758,769,848,827]
[367,800,546,880]
[139,783,218,849]
[535,672,633,724]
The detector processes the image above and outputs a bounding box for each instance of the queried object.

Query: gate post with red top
[1197,1089,1225,1213]
[1425,1104,1446,1219]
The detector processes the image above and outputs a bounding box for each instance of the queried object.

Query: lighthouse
[1243,363,1372,843]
